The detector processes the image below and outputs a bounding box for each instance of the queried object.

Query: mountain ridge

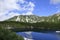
[6,13,60,23]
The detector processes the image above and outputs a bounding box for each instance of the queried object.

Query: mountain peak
[6,13,60,23]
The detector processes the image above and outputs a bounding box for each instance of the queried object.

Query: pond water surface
[16,31,60,40]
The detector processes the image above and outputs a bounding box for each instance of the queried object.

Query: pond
[16,31,60,40]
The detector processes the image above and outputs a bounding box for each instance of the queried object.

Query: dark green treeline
[0,21,60,32]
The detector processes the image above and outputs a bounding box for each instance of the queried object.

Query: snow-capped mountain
[6,12,60,23]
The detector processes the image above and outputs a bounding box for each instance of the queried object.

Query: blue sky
[0,0,60,21]
[26,0,60,16]
[33,0,57,16]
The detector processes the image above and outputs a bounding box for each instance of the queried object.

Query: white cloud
[50,0,60,4]
[20,1,35,12]
[0,0,19,15]
[50,0,60,13]
[22,12,33,15]
[27,2,35,11]
[0,0,21,21]
[21,1,35,15]
[0,12,20,21]
[26,12,33,15]
[18,0,25,4]
[0,0,35,21]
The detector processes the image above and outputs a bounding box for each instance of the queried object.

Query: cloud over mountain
[0,0,35,21]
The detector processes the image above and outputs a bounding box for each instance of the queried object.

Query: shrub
[0,27,24,40]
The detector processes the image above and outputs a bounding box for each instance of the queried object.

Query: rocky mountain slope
[6,13,60,23]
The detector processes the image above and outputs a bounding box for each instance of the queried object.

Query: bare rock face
[6,13,60,23]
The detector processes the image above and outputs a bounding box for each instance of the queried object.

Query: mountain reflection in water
[16,31,60,40]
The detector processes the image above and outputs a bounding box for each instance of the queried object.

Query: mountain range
[6,12,60,23]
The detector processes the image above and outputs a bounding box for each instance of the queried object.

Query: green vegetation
[6,13,60,23]
[0,26,24,40]
[0,21,60,32]
[3,13,60,31]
